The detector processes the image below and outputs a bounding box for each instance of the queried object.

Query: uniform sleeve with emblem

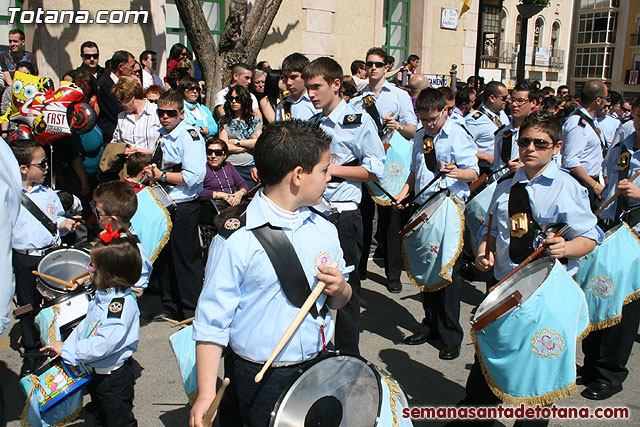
[180,127,207,188]
[561,117,587,170]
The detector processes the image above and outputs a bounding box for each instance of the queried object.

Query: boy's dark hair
[350,60,365,75]
[385,55,395,66]
[126,152,151,177]
[366,47,387,62]
[416,88,446,113]
[455,86,476,107]
[540,86,555,97]
[158,89,184,111]
[16,61,36,75]
[520,110,562,145]
[407,54,420,63]
[302,57,343,86]
[437,86,454,102]
[540,96,560,112]
[514,80,539,101]
[10,139,42,165]
[92,231,142,292]
[282,53,309,73]
[57,191,75,212]
[253,120,331,187]
[93,181,138,223]
[231,62,252,78]
[80,41,98,53]
[482,81,506,102]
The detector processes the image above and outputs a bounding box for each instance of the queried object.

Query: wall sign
[441,8,458,30]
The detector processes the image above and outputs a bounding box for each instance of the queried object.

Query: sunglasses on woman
[185,85,201,92]
[157,109,179,118]
[227,96,240,102]
[206,149,225,156]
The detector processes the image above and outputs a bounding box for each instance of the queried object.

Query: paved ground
[1,259,639,426]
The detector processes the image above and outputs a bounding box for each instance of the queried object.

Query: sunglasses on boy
[25,159,48,169]
[206,149,225,157]
[157,109,180,118]
[517,137,555,150]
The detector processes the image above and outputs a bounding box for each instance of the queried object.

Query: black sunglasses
[185,85,201,92]
[147,99,157,103]
[25,159,48,169]
[157,109,179,118]
[517,137,554,149]
[82,53,99,60]
[366,61,385,68]
[227,96,240,102]
[621,106,632,113]
[206,149,225,156]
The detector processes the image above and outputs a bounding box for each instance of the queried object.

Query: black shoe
[404,322,432,345]
[386,279,402,293]
[576,365,592,386]
[21,355,45,376]
[439,345,461,360]
[581,380,622,400]
[150,311,177,322]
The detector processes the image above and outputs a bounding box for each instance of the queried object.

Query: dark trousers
[581,298,640,388]
[358,189,376,276]
[420,255,464,346]
[224,353,305,427]
[86,360,136,427]
[154,200,203,320]
[378,205,409,281]
[329,209,363,355]
[12,251,43,351]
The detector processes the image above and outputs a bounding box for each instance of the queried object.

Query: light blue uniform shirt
[193,191,348,363]
[597,115,621,149]
[318,100,386,204]
[349,81,419,128]
[492,121,520,171]
[561,107,604,177]
[129,226,152,290]
[275,92,320,122]
[478,160,604,281]
[13,184,67,251]
[600,132,640,222]
[449,109,466,128]
[609,120,635,156]
[411,118,479,204]
[0,137,21,333]
[465,104,509,155]
[61,289,139,369]
[158,120,207,202]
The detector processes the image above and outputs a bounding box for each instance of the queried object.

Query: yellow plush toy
[0,70,53,125]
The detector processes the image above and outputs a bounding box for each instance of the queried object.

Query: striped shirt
[111,99,162,150]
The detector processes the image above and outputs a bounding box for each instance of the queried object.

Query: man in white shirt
[139,50,164,89]
[350,60,368,92]
[214,62,262,120]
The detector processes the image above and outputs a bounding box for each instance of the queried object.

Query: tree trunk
[174,0,283,110]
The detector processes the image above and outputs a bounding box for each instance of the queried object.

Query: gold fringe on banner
[20,371,83,427]
[367,183,393,207]
[382,375,402,427]
[147,189,174,263]
[48,305,61,344]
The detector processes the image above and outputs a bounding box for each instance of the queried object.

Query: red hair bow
[99,223,121,244]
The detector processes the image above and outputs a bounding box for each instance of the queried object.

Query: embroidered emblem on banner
[388,162,402,177]
[224,218,241,230]
[314,251,330,273]
[330,154,341,166]
[531,328,565,359]
[589,274,615,298]
[425,241,440,260]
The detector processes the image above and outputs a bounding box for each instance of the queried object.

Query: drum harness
[17,194,59,256]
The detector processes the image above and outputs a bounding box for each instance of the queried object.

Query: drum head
[405,190,448,236]
[38,248,90,292]
[270,354,380,427]
[474,258,554,322]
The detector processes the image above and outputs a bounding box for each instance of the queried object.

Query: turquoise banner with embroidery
[575,223,640,330]
[170,325,198,404]
[367,130,412,206]
[466,181,497,254]
[131,187,172,263]
[402,196,464,292]
[473,261,589,406]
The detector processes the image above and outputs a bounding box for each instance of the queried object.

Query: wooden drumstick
[488,225,570,293]
[71,271,90,283]
[595,170,640,217]
[202,377,230,427]
[254,261,339,383]
[32,271,75,290]
[171,316,195,328]
[485,212,494,260]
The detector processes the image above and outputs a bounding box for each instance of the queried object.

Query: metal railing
[498,42,565,69]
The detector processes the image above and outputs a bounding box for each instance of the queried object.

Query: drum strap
[508,183,541,264]
[251,224,327,319]
[572,110,605,150]
[615,143,632,220]
[20,193,58,237]
[500,129,514,165]
[328,158,360,184]
[422,134,438,173]
[361,95,385,137]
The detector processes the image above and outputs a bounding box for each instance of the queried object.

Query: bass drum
[36,288,91,344]
[270,353,412,427]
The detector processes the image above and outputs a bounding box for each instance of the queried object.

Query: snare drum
[35,288,90,344]
[574,222,640,330]
[36,248,91,300]
[19,357,92,425]
[400,191,465,292]
[131,185,174,263]
[270,353,412,427]
[465,181,497,254]
[471,259,590,406]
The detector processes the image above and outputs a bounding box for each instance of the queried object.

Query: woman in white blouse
[110,76,162,155]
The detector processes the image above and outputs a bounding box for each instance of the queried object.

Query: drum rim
[268,351,383,427]
[38,247,91,292]
[42,246,90,258]
[40,287,88,310]
[404,189,449,236]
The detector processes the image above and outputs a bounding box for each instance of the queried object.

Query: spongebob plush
[0,71,53,129]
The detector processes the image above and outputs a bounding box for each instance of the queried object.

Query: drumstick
[371,181,399,205]
[171,316,195,328]
[31,271,75,290]
[469,164,510,192]
[162,316,180,326]
[254,261,339,383]
[595,170,640,217]
[71,271,90,283]
[404,173,442,208]
[485,212,494,260]
[488,225,570,293]
[202,378,230,427]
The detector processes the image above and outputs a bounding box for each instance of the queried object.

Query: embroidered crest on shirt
[187,129,200,140]
[530,328,565,359]
[342,114,362,125]
[107,298,125,319]
[314,251,331,273]
[589,274,615,298]
[330,154,341,166]
[46,204,56,217]
[224,218,241,230]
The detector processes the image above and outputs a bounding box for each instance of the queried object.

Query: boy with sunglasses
[10,140,79,375]
[392,88,478,360]
[144,90,206,321]
[453,111,603,425]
